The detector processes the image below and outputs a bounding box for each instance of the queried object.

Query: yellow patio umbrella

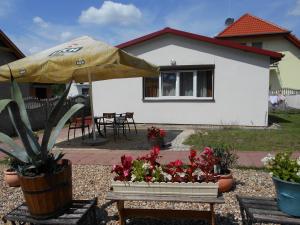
[0,36,159,142]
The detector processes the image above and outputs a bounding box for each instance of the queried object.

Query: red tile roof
[217,13,289,38]
[286,33,300,48]
[117,27,283,61]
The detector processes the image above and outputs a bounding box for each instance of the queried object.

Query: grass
[184,111,300,151]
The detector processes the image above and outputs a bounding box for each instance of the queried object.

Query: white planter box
[111,181,219,197]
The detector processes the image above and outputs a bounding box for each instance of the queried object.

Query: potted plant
[213,144,238,193]
[111,147,219,197]
[0,79,83,219]
[147,126,166,148]
[4,158,23,187]
[261,152,300,217]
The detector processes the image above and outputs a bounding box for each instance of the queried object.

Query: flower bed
[147,126,166,148]
[111,147,219,197]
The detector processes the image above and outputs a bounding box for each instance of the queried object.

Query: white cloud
[289,0,300,16]
[79,1,142,26]
[33,16,49,28]
[32,16,74,42]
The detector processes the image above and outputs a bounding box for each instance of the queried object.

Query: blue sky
[1,0,300,55]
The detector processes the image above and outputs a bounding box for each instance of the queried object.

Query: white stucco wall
[92,34,271,126]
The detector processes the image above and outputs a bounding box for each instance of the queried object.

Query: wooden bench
[2,198,97,225]
[106,192,225,225]
[237,195,300,225]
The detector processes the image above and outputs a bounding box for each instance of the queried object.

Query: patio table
[94,114,127,139]
[2,198,97,225]
[106,191,224,225]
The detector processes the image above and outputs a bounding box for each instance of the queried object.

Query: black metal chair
[101,113,117,138]
[124,112,137,134]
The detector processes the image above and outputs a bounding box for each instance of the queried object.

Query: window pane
[252,42,263,48]
[162,72,176,96]
[197,70,213,97]
[144,77,159,97]
[81,88,89,96]
[180,72,193,96]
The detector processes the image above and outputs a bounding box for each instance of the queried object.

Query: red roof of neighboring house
[216,13,300,49]
[286,33,300,48]
[117,27,283,61]
[0,29,25,58]
[217,13,289,38]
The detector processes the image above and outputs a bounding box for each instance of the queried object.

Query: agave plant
[0,79,84,176]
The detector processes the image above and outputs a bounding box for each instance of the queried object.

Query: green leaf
[47,103,84,151]
[11,79,32,130]
[0,132,29,163]
[41,82,72,159]
[1,100,39,162]
[23,125,41,155]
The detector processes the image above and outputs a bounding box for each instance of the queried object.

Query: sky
[1,0,300,56]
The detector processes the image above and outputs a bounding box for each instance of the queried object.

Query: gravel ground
[0,165,276,225]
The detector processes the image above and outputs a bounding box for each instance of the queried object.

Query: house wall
[223,36,300,90]
[92,34,271,126]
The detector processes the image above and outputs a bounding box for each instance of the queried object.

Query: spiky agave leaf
[11,79,31,130]
[0,99,39,163]
[47,103,84,152]
[41,82,72,159]
[8,81,40,155]
[0,132,29,163]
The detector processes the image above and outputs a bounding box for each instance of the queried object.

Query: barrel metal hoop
[22,181,70,195]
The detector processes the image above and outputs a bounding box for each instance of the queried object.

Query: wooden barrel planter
[18,159,72,219]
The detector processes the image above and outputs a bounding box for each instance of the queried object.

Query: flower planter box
[111,181,219,197]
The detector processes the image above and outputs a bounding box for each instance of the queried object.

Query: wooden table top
[107,191,225,204]
[237,195,300,225]
[3,198,97,225]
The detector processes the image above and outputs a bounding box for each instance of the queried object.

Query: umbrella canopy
[0,36,159,143]
[0,36,159,83]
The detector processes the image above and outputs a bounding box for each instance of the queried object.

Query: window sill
[142,97,215,102]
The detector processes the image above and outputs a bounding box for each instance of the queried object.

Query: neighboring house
[0,29,30,98]
[0,29,53,99]
[69,83,90,97]
[216,13,300,91]
[92,27,282,127]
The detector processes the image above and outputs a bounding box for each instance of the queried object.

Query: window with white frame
[144,68,214,100]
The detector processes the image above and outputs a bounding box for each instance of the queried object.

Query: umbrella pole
[88,69,96,140]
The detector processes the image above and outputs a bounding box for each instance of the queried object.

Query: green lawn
[184,112,300,151]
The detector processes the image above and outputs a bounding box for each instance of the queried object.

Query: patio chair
[67,95,92,141]
[101,113,117,138]
[124,112,137,134]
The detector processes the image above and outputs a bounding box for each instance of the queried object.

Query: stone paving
[1,126,299,168]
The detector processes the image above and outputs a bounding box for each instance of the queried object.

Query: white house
[80,28,283,127]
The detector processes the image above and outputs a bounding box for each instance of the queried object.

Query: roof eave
[216,31,290,39]
[0,29,25,58]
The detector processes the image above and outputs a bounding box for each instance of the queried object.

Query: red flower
[151,146,160,156]
[159,129,166,137]
[174,159,183,167]
[203,147,213,156]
